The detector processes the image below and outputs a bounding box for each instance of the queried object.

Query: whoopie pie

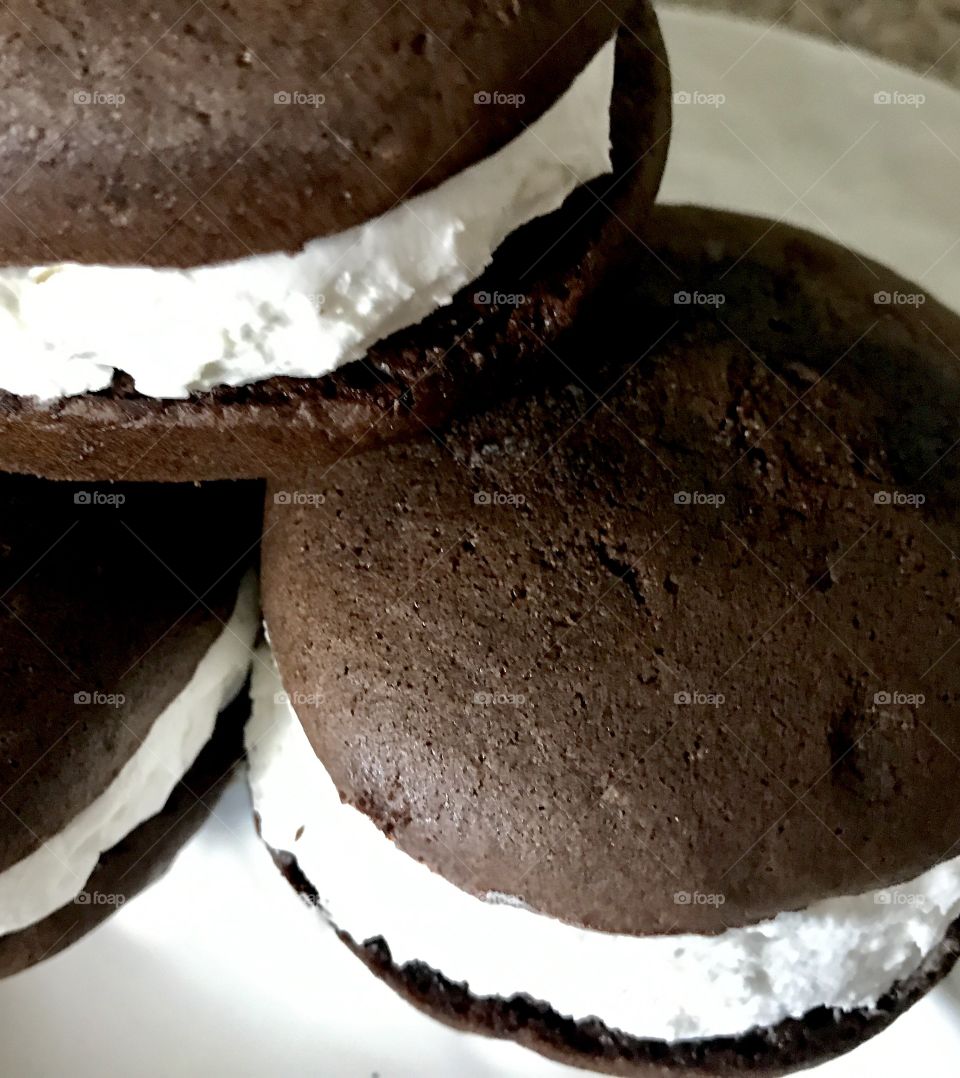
[247,206,960,1075]
[0,477,260,976]
[0,0,670,482]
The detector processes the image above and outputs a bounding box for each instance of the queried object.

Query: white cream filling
[247,647,960,1043]
[0,572,259,937]
[0,39,616,402]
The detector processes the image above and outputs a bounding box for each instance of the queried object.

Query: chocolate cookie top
[0,477,261,872]
[0,1,670,482]
[1,0,631,266]
[262,206,960,937]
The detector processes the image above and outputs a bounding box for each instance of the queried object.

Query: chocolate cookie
[0,476,261,974]
[0,0,634,266]
[0,1,670,482]
[249,207,960,1072]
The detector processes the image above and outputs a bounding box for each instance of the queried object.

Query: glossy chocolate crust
[262,206,960,937]
[0,0,670,482]
[0,0,632,266]
[272,845,960,1077]
[0,476,261,871]
[0,688,248,979]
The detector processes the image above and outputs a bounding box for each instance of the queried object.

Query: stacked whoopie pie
[0,0,669,979]
[0,0,669,480]
[0,479,260,976]
[2,3,959,1078]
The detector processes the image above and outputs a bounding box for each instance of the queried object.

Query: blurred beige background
[669,0,960,84]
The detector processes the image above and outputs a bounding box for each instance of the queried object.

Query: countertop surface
[670,0,960,84]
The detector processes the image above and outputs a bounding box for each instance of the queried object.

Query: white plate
[2,7,959,1075]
